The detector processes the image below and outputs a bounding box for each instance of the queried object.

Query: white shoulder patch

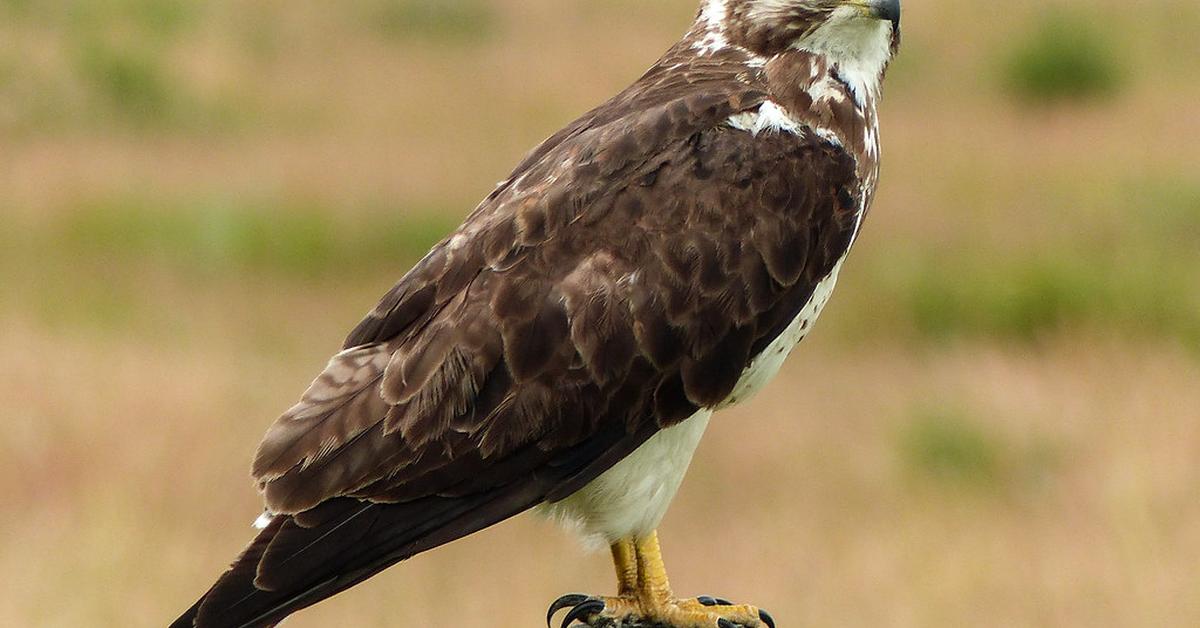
[726,101,804,136]
[253,511,276,529]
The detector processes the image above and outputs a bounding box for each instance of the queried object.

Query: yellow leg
[610,538,638,597]
[633,531,673,607]
[550,529,772,627]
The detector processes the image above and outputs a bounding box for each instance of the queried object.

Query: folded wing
[175,60,862,627]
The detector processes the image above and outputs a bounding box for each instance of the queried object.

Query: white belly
[540,258,846,545]
[537,410,712,546]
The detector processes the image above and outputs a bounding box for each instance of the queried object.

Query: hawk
[172,1,901,626]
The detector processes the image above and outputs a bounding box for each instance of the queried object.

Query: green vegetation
[364,0,498,44]
[25,267,144,335]
[1003,11,1123,103]
[127,0,198,35]
[888,249,1200,351]
[40,197,460,279]
[75,40,178,124]
[1134,178,1200,245]
[897,406,1063,494]
[840,177,1200,352]
[906,252,1110,342]
[0,197,462,336]
[0,0,32,17]
[0,1,229,130]
[2,0,200,35]
[899,406,1003,489]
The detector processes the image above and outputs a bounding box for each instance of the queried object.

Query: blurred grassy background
[2,0,1198,626]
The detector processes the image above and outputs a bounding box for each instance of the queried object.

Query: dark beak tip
[875,0,901,27]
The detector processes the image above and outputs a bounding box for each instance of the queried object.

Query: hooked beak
[869,0,901,29]
[848,0,901,29]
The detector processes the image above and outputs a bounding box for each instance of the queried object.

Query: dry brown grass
[1,0,1198,626]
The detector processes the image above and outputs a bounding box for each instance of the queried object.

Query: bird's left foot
[547,593,775,628]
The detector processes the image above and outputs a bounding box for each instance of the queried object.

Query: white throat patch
[794,7,894,104]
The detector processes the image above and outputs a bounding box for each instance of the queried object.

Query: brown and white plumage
[172,1,900,626]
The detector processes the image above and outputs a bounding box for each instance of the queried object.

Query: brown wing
[173,73,861,628]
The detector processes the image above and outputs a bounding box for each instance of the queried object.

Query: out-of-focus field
[2,0,1198,626]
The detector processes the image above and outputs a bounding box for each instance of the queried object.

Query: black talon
[713,597,734,606]
[547,594,592,627]
[717,619,736,628]
[759,609,776,628]
[697,596,719,607]
[560,598,605,628]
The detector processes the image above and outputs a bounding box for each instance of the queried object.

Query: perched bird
[172,0,901,626]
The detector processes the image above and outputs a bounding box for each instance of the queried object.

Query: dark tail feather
[171,422,657,627]
[172,599,204,628]
[170,514,286,628]
[171,487,542,628]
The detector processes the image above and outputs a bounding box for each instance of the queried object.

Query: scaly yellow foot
[547,594,768,628]
[546,531,775,628]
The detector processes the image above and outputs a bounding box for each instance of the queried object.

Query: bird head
[701,0,902,60]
